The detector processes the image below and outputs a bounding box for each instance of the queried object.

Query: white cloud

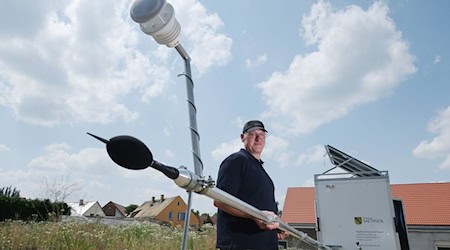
[0,0,160,126]
[0,143,114,200]
[441,156,450,170]
[246,54,268,68]
[276,193,286,210]
[0,144,10,152]
[258,1,416,135]
[27,143,113,174]
[234,117,246,131]
[413,106,450,170]
[210,117,264,163]
[434,55,441,64]
[164,149,175,159]
[211,138,241,162]
[0,0,231,126]
[0,142,164,199]
[171,0,233,75]
[303,178,315,187]
[0,168,41,198]
[210,135,292,167]
[264,135,291,167]
[297,145,326,166]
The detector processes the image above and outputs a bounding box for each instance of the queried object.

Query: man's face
[241,129,266,156]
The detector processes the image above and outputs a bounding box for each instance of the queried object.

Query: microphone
[87,133,179,179]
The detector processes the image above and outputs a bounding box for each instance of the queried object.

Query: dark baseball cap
[242,120,267,134]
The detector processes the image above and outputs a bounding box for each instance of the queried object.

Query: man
[214,120,284,250]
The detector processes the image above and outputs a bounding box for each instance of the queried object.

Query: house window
[168,211,173,221]
[437,242,450,250]
[178,212,186,221]
[177,201,180,206]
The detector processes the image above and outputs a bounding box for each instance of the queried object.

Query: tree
[0,186,20,197]
[42,174,82,203]
[40,175,82,220]
[0,190,70,221]
[193,209,200,217]
[200,213,212,224]
[125,204,139,216]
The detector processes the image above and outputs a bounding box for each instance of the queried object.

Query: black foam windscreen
[106,135,153,170]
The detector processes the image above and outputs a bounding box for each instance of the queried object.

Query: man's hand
[214,202,288,234]
[253,210,279,230]
[277,229,289,240]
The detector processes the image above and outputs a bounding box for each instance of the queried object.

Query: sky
[0,0,449,215]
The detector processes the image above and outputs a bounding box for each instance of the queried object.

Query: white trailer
[313,145,407,250]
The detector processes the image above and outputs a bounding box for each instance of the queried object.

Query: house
[102,201,127,218]
[67,199,106,217]
[281,182,450,250]
[130,194,199,228]
[199,213,214,226]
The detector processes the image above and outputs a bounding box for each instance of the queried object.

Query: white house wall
[408,231,450,250]
[83,202,106,217]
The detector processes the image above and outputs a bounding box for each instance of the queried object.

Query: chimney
[79,199,84,206]
[160,194,164,202]
[151,196,155,203]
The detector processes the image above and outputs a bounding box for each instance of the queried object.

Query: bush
[0,196,70,221]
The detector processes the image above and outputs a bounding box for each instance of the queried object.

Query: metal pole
[175,44,203,250]
[175,44,203,177]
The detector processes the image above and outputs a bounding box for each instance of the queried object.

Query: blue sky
[0,0,449,215]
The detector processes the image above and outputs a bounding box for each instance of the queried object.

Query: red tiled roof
[282,186,316,224]
[391,183,450,226]
[281,182,450,226]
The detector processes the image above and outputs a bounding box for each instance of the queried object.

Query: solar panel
[324,145,382,177]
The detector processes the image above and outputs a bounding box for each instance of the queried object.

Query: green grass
[0,220,216,249]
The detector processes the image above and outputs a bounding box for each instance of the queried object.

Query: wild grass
[0,220,216,250]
